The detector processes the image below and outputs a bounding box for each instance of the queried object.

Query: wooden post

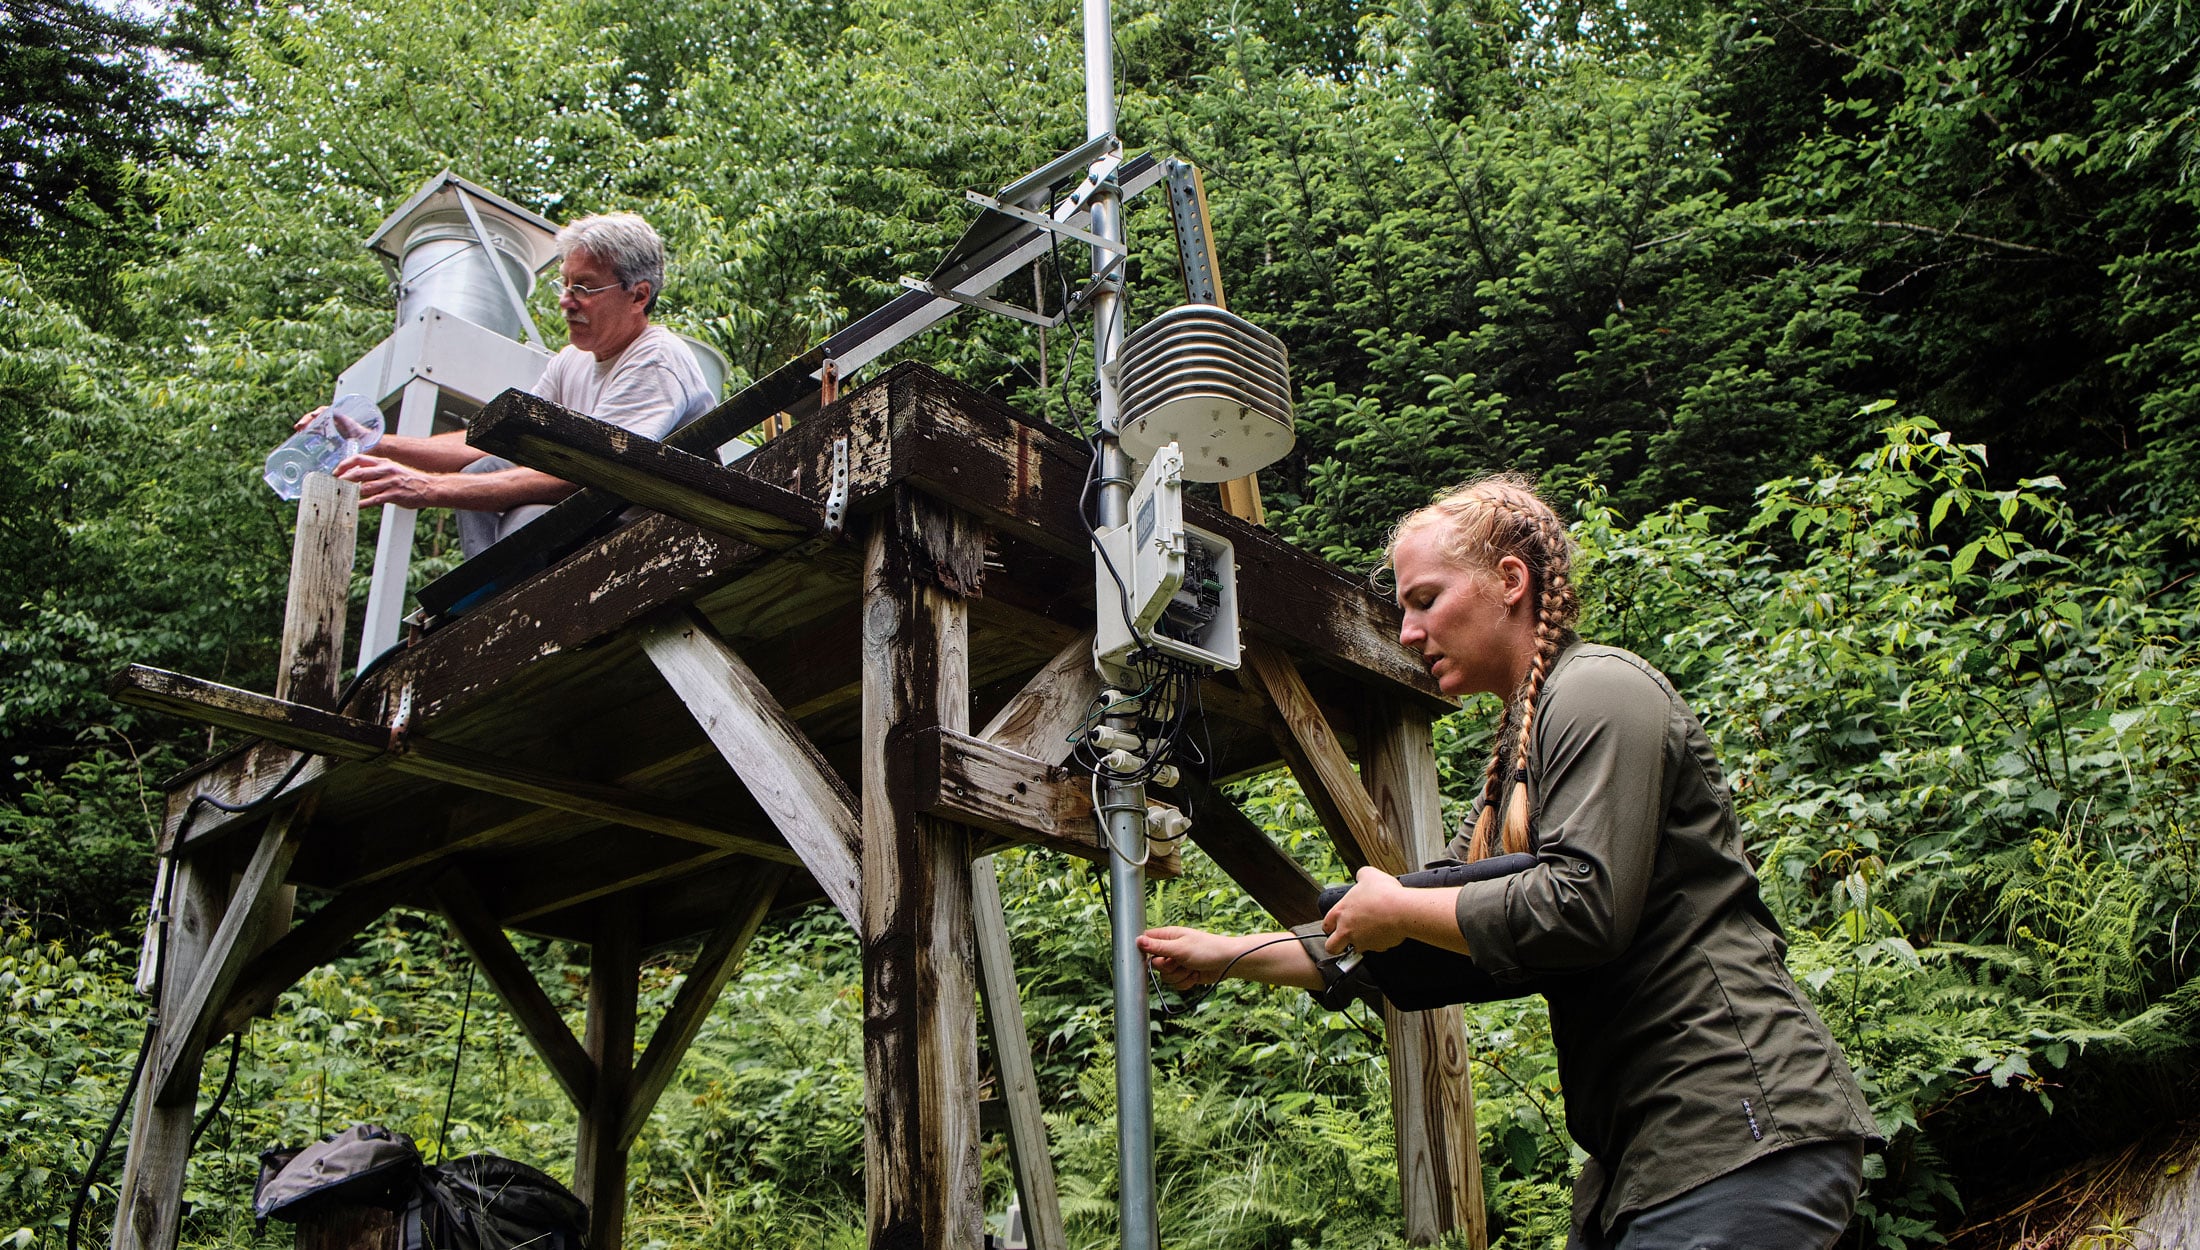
[575,907,640,1250]
[971,857,1067,1250]
[275,472,359,707]
[110,861,226,1250]
[860,493,984,1249]
[1363,696,1487,1250]
[264,472,358,960]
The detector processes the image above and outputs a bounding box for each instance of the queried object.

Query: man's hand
[296,406,375,440]
[336,454,439,509]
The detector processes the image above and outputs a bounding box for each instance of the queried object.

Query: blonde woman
[1140,474,1876,1249]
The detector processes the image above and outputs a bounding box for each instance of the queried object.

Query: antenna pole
[1085,1,1157,1248]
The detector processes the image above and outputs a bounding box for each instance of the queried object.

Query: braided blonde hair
[1389,473,1580,860]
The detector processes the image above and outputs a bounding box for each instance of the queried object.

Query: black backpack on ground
[252,1125,587,1250]
[404,1153,589,1250]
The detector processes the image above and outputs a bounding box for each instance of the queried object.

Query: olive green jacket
[1313,643,1878,1234]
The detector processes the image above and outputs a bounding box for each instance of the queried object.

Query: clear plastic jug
[264,394,384,500]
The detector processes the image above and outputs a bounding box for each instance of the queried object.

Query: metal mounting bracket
[963,191,1126,256]
[824,437,851,535]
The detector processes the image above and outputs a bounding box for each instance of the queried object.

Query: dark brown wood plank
[467,389,826,550]
[434,872,595,1109]
[879,365,1446,709]
[112,666,387,761]
[619,867,784,1149]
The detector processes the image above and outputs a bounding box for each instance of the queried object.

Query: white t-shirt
[532,323,716,441]
[461,325,717,554]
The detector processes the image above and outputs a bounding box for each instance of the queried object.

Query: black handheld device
[1315,852,1542,1009]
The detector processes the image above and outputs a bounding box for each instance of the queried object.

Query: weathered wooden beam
[413,343,835,620]
[498,844,739,926]
[916,728,1181,878]
[1242,639,1401,875]
[1166,775,1325,928]
[158,743,330,854]
[366,511,762,729]
[209,872,421,1040]
[637,608,864,927]
[577,907,640,1250]
[434,872,595,1109]
[111,857,226,1250]
[972,857,1067,1250]
[114,666,783,859]
[391,735,782,856]
[619,867,785,1149]
[151,805,308,1105]
[976,631,1102,764]
[860,498,984,1248]
[112,666,387,761]
[466,389,826,551]
[1362,696,1486,1249]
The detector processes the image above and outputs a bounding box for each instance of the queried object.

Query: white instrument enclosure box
[1092,444,1241,685]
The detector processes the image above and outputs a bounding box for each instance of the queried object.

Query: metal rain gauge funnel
[1116,303,1295,481]
[365,170,560,343]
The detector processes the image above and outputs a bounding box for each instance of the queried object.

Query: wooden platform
[106,361,1485,1250]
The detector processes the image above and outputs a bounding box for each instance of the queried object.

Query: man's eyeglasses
[552,279,625,300]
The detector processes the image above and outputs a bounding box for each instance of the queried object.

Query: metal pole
[1083,1,1157,1247]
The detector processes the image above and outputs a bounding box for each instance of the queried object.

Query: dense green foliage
[5,0,2199,1243]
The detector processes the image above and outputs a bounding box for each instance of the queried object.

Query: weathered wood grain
[977,631,1101,763]
[111,858,225,1250]
[112,666,387,761]
[152,804,307,1105]
[577,909,639,1250]
[1243,639,1404,874]
[276,473,359,707]
[860,503,984,1249]
[638,608,864,927]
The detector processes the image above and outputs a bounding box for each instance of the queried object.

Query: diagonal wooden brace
[434,871,596,1109]
[152,802,310,1105]
[637,607,866,927]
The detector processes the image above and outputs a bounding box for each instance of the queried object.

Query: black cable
[186,1033,243,1154]
[435,963,476,1163]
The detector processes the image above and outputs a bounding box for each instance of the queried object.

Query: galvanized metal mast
[1084,0,1158,1245]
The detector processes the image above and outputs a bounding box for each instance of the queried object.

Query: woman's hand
[1139,926,1243,990]
[1323,866,1416,955]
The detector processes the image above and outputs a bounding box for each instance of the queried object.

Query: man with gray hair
[320,211,717,556]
